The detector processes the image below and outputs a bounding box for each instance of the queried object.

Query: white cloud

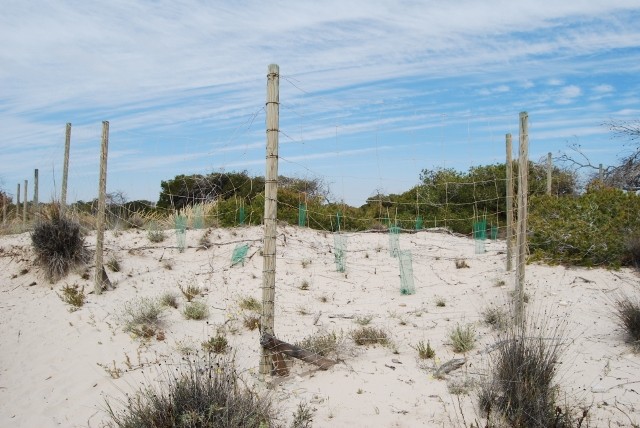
[593,84,614,94]
[556,85,582,104]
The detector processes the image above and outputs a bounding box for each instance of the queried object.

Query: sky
[1,1,639,206]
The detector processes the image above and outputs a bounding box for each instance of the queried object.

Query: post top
[268,64,279,73]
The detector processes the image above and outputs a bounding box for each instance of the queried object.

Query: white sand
[1,225,639,427]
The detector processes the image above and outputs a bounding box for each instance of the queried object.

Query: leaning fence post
[515,112,529,324]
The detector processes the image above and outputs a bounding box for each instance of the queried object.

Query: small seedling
[297,306,311,316]
[243,315,260,331]
[160,292,179,309]
[162,259,174,270]
[318,295,328,303]
[183,301,209,320]
[301,259,312,268]
[350,326,389,346]
[354,315,373,326]
[412,340,435,359]
[202,334,228,354]
[435,297,446,307]
[58,284,86,310]
[449,323,476,353]
[106,254,121,272]
[179,283,201,302]
[239,296,262,312]
[299,280,310,291]
[482,306,508,330]
[455,259,470,269]
[291,401,316,428]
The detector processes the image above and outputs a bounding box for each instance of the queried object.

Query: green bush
[529,186,640,267]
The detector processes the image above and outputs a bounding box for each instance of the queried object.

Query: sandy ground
[1,225,639,427]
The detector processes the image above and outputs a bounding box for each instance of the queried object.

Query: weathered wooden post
[61,123,71,207]
[505,134,514,271]
[23,180,28,223]
[15,183,20,220]
[34,169,39,218]
[599,163,604,182]
[546,152,552,195]
[260,64,280,376]
[95,121,110,295]
[515,112,529,323]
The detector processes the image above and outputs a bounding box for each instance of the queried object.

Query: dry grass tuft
[350,326,389,347]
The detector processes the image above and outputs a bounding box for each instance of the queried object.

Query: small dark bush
[31,204,89,282]
[614,294,640,351]
[106,356,277,427]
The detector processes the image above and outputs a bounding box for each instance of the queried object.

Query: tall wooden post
[15,183,20,220]
[23,180,28,223]
[546,152,552,195]
[95,121,110,295]
[599,163,604,182]
[2,197,6,226]
[505,134,514,271]
[515,112,529,323]
[260,64,280,375]
[34,169,39,218]
[61,123,71,207]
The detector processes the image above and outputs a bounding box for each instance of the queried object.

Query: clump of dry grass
[449,323,476,353]
[296,331,342,358]
[350,326,389,347]
[119,297,165,339]
[31,203,89,282]
[613,293,640,351]
[179,283,201,302]
[239,296,261,312]
[202,334,228,354]
[57,283,86,310]
[106,254,121,272]
[183,301,209,320]
[455,259,470,269]
[411,340,435,359]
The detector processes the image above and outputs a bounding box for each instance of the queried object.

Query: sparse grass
[449,323,476,353]
[296,331,341,358]
[301,258,312,268]
[57,283,86,310]
[613,294,640,351]
[482,305,509,330]
[120,297,164,339]
[455,259,470,269]
[179,283,201,302]
[202,334,228,354]
[106,356,277,427]
[479,315,569,427]
[160,292,179,309]
[297,306,311,316]
[291,401,315,428]
[435,296,446,307]
[318,295,328,303]
[106,254,121,272]
[183,301,209,320]
[299,280,310,291]
[412,340,435,359]
[447,377,474,395]
[354,315,373,326]
[162,259,173,270]
[243,314,260,331]
[198,230,211,249]
[31,203,89,282]
[350,326,389,347]
[239,296,262,312]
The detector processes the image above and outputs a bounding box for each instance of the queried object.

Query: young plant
[120,297,164,339]
[350,326,389,347]
[291,401,316,428]
[201,334,228,354]
[614,294,640,350]
[243,315,260,331]
[106,254,121,272]
[354,315,373,326]
[412,340,435,359]
[449,323,476,353]
[183,301,209,320]
[455,259,470,269]
[179,283,201,302]
[160,292,179,309]
[238,296,262,312]
[57,283,86,310]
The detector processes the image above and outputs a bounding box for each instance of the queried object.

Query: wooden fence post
[505,134,514,271]
[95,121,110,295]
[61,123,71,207]
[515,112,529,324]
[16,183,20,220]
[34,169,39,218]
[23,180,28,224]
[546,152,552,195]
[260,64,280,375]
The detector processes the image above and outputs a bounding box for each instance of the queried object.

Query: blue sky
[1,1,639,206]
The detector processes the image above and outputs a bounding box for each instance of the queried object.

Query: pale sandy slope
[0,226,639,427]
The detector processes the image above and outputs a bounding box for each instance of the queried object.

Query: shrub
[613,294,640,350]
[120,297,164,339]
[449,323,476,353]
[106,254,121,272]
[243,315,260,331]
[291,401,315,428]
[529,188,640,267]
[147,222,166,243]
[479,316,569,427]
[31,203,89,282]
[482,305,509,330]
[183,301,209,320]
[106,357,276,427]
[160,292,179,309]
[350,326,389,346]
[179,283,201,302]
